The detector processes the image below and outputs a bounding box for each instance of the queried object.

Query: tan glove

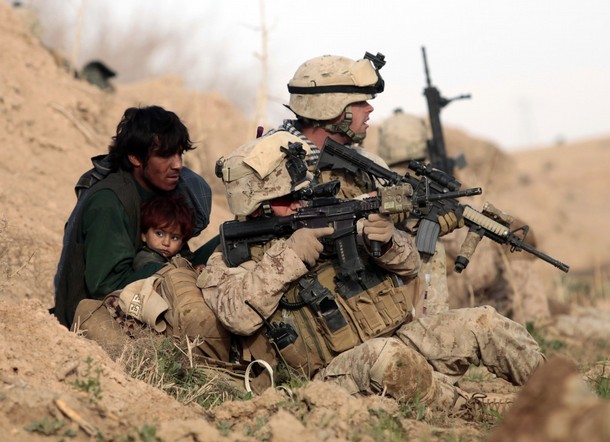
[285,226,334,266]
[438,210,465,236]
[363,213,395,244]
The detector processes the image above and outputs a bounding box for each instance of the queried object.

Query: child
[133,193,195,271]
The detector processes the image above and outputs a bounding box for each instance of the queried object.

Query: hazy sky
[25,0,610,151]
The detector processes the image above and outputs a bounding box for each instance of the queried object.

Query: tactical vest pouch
[316,312,360,353]
[265,320,315,370]
[390,275,420,319]
[276,315,328,376]
[245,323,324,378]
[338,275,419,341]
[258,256,419,375]
[280,337,315,372]
[312,266,361,353]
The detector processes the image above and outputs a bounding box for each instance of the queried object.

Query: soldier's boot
[451,391,517,421]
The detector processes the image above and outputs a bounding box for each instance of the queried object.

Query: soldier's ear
[128,155,142,168]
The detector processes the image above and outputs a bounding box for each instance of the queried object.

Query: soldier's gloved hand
[286,226,334,266]
[363,213,395,244]
[437,210,464,236]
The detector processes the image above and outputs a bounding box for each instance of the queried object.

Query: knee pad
[369,337,433,402]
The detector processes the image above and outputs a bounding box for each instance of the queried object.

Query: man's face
[130,152,183,192]
[348,101,374,138]
[141,226,184,258]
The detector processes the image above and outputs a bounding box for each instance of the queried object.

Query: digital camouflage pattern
[375,109,550,324]
[218,131,312,216]
[443,228,551,323]
[378,109,428,166]
[315,306,545,408]
[288,54,380,120]
[199,128,546,408]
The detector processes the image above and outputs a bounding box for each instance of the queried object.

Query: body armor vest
[243,244,420,377]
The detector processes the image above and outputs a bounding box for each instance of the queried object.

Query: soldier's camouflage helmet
[378,108,429,166]
[217,132,313,216]
[287,52,385,120]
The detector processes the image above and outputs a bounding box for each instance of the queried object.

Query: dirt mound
[0,299,209,441]
[0,2,248,305]
[1,3,609,440]
[489,356,610,442]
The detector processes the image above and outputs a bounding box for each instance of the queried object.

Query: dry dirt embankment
[1,2,609,441]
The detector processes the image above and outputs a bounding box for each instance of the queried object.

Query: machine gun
[421,46,471,175]
[316,137,570,273]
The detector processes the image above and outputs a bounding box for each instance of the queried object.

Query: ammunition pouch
[266,260,419,375]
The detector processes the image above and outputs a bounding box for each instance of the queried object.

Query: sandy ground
[1,3,609,441]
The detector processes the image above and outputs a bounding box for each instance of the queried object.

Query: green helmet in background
[287,52,385,143]
[378,108,429,167]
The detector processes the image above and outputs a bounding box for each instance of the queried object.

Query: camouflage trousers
[413,241,450,318]
[443,231,551,324]
[314,306,545,408]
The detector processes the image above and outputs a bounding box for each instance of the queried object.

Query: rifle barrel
[514,240,570,273]
[421,46,432,87]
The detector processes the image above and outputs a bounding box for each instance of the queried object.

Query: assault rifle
[219,181,468,296]
[316,137,570,273]
[221,190,403,296]
[422,46,470,174]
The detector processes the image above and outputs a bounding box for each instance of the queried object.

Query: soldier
[377,108,451,317]
[377,108,551,323]
[197,53,546,412]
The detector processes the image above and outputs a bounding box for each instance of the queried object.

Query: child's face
[141,225,184,258]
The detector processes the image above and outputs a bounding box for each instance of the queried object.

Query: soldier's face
[348,101,374,137]
[271,200,303,216]
[129,152,183,192]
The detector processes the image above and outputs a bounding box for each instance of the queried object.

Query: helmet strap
[316,105,365,144]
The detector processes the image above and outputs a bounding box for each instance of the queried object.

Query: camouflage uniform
[199,202,544,406]
[200,60,545,407]
[443,228,550,323]
[377,109,550,323]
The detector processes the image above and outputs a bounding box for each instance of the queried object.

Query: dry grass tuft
[117,333,247,408]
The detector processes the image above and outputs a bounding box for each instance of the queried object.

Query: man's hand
[286,226,334,266]
[438,211,464,236]
[363,213,395,244]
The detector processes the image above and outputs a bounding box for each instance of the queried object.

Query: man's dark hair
[140,193,195,242]
[107,105,195,171]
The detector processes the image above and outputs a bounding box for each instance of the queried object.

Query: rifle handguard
[315,138,570,273]
[463,206,510,237]
[455,206,510,272]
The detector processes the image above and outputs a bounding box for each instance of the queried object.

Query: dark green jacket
[53,170,159,327]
